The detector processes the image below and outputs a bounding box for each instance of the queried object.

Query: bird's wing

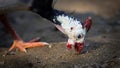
[53,24,66,34]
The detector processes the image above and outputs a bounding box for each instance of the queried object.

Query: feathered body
[51,10,90,53]
[52,10,86,43]
[31,0,92,53]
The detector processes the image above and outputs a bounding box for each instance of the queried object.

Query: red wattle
[74,42,84,53]
[67,44,72,50]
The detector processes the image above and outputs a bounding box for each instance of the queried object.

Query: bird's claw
[44,42,52,48]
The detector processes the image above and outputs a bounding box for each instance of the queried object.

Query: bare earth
[0,0,120,68]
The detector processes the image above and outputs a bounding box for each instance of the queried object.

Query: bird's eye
[77,34,81,38]
[77,34,84,39]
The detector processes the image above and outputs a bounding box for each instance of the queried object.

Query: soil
[0,0,120,68]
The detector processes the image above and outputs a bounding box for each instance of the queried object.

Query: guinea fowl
[30,0,92,54]
[0,0,92,54]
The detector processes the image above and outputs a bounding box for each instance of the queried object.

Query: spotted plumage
[52,10,86,43]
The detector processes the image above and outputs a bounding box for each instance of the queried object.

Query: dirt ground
[0,0,120,68]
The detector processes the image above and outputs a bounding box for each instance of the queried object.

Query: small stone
[48,45,52,48]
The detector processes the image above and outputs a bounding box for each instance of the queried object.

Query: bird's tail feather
[30,0,55,19]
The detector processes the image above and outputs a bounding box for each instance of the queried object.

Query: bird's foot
[9,39,49,52]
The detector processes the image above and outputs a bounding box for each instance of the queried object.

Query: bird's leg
[0,14,49,52]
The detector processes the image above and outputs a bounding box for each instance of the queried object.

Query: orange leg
[0,14,49,52]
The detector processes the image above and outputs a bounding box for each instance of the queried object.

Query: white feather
[57,15,86,44]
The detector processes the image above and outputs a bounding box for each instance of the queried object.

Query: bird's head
[66,17,92,53]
